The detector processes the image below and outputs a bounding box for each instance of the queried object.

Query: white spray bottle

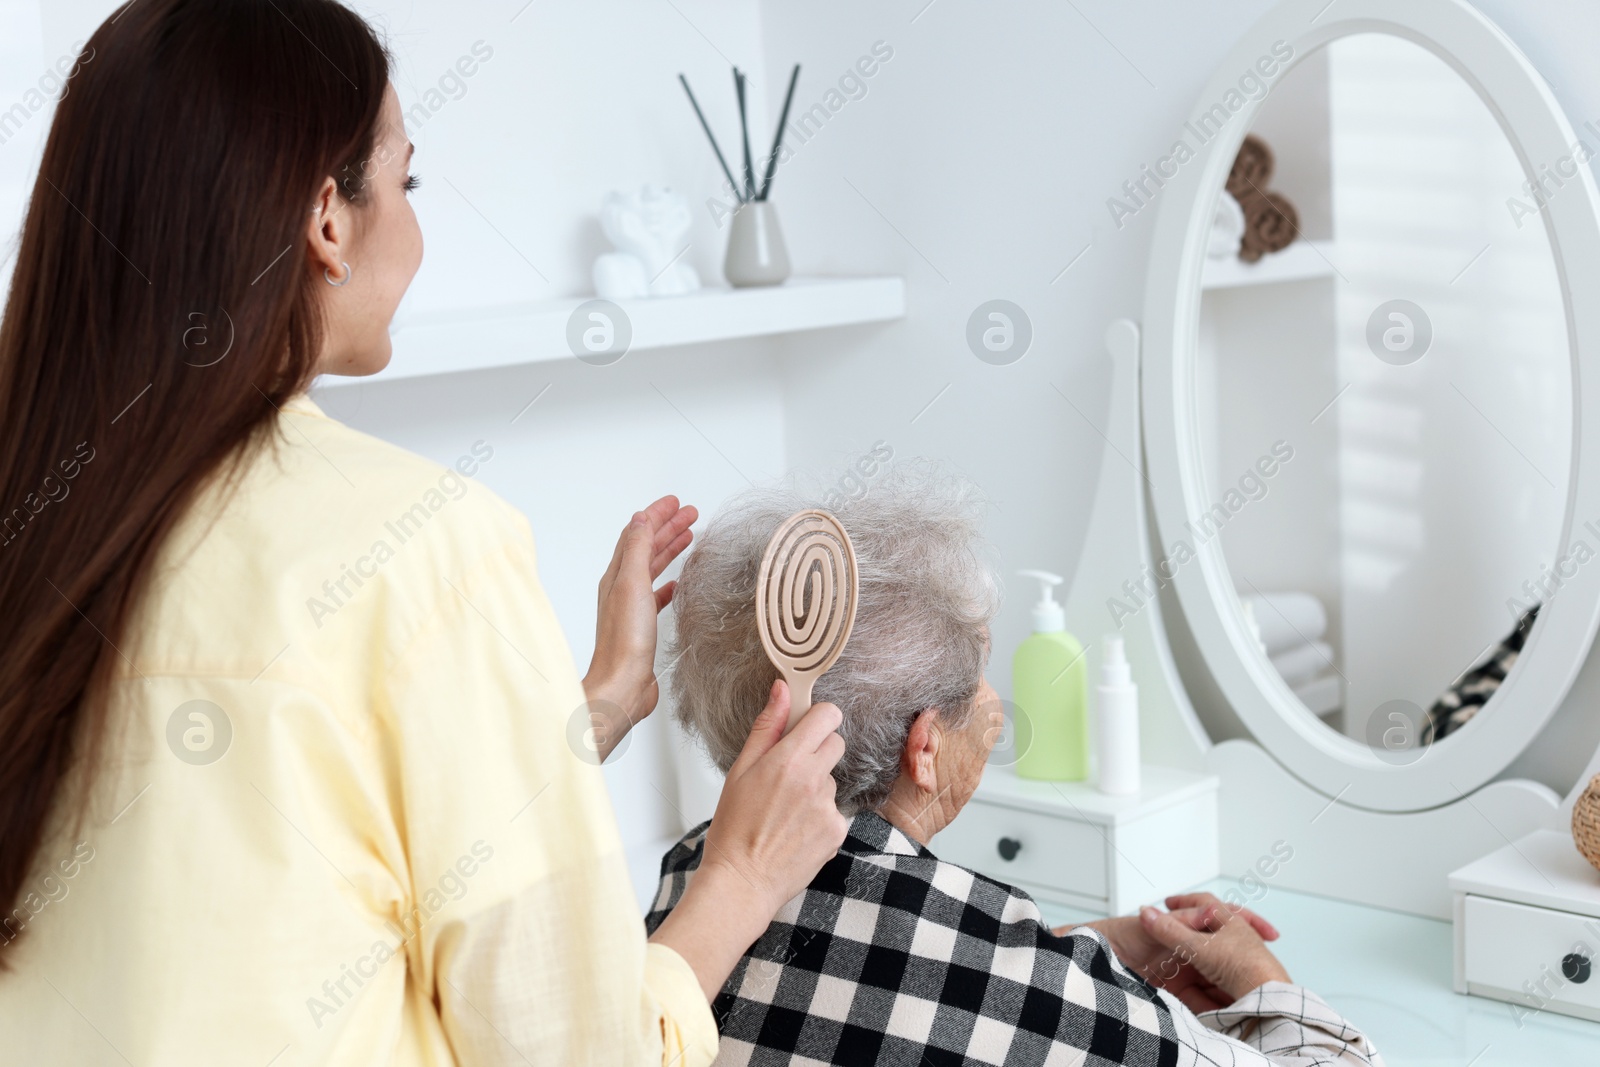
[1096,635,1141,795]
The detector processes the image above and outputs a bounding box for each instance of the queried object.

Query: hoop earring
[325,262,352,287]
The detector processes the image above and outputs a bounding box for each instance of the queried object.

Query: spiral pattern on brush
[757,510,858,676]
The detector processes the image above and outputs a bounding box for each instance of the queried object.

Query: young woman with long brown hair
[0,1,847,1062]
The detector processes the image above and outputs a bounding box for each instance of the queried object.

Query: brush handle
[785,675,815,735]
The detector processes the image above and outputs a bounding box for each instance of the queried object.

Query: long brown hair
[0,0,389,949]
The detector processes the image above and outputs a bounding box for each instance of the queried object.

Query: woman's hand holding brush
[651,678,849,1001]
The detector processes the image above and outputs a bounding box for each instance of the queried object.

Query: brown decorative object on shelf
[1574,772,1600,872]
[1227,133,1301,263]
[1226,134,1275,199]
[1240,191,1300,262]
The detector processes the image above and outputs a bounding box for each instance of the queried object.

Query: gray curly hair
[668,461,1000,815]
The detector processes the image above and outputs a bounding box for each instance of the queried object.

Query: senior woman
[0,2,847,1064]
[649,465,1384,1066]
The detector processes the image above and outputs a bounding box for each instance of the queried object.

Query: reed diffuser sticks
[758,64,801,200]
[677,73,742,199]
[735,68,755,201]
[679,63,801,203]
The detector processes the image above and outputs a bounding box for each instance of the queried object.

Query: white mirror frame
[1141,0,1600,812]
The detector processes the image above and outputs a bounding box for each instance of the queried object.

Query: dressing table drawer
[931,766,1218,915]
[935,798,1108,901]
[1451,831,1600,1024]
[1462,896,1600,1016]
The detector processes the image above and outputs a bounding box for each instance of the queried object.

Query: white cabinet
[931,765,1219,915]
[1450,830,1600,1023]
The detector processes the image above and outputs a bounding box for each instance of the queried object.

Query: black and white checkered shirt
[646,812,1383,1067]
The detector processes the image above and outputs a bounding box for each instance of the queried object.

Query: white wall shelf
[1201,240,1338,290]
[318,276,906,387]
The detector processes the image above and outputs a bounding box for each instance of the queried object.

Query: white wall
[13,0,1600,896]
[0,0,46,281]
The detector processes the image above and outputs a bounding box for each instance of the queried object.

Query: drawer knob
[1563,953,1592,984]
[997,836,1023,862]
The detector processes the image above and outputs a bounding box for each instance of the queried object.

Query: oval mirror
[1142,0,1600,811]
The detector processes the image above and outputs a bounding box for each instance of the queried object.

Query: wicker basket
[1574,773,1600,872]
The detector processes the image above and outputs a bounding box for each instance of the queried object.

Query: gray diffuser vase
[724,202,791,287]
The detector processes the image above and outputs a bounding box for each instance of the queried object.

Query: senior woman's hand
[1137,902,1292,1009]
[1163,892,1279,940]
[582,496,697,760]
[1054,893,1281,1012]
[649,679,851,1000]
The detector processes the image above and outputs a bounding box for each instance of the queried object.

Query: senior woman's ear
[901,709,943,794]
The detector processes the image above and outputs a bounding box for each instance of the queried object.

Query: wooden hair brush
[755,509,859,731]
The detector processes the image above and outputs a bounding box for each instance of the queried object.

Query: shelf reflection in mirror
[1194,32,1571,758]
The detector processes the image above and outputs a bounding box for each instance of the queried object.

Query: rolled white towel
[1293,673,1343,717]
[1207,190,1246,259]
[1241,591,1327,655]
[1270,641,1335,687]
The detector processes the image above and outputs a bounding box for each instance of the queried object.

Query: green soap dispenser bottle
[1012,570,1089,781]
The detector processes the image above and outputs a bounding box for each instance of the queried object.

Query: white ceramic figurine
[591,184,701,300]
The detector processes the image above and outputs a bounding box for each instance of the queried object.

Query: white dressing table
[1032,882,1600,1066]
[936,764,1600,1062]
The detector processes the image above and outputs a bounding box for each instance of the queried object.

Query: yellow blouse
[0,393,717,1066]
